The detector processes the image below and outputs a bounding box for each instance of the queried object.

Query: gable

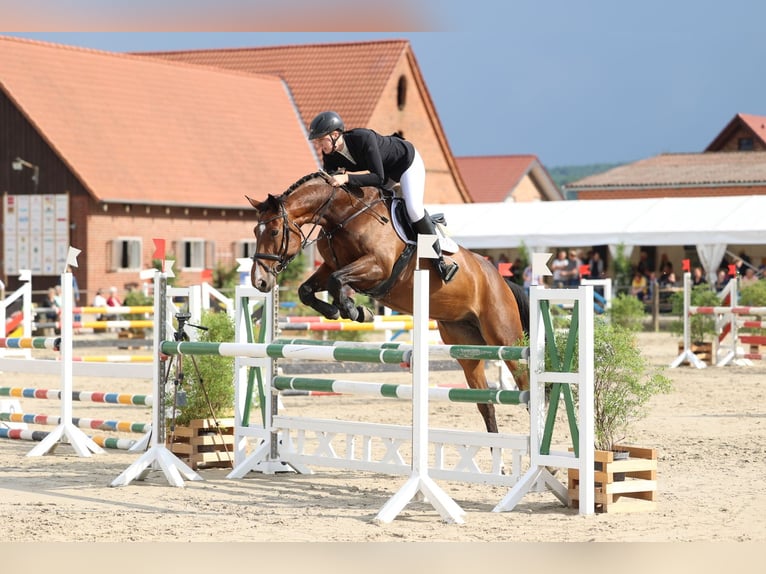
[706,113,766,152]
[456,155,562,202]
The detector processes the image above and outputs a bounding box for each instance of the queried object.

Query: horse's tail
[505,280,530,337]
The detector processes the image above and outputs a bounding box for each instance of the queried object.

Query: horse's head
[246,193,303,292]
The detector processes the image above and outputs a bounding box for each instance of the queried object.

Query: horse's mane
[282,171,333,197]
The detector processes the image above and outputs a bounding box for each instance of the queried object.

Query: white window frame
[110,237,142,271]
[177,238,211,271]
[235,239,259,260]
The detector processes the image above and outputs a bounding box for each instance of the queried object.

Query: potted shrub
[591,318,672,452]
[568,317,672,511]
[165,309,237,469]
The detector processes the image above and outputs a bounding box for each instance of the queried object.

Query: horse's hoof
[356,306,375,323]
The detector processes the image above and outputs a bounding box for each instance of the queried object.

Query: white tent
[427,195,766,249]
[426,195,766,282]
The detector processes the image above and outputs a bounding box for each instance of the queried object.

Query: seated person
[630,270,649,301]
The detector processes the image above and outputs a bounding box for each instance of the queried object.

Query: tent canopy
[426,195,766,249]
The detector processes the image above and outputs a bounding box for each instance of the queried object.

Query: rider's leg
[411,215,459,283]
[400,150,458,283]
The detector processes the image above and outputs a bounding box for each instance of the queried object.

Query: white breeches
[399,149,426,222]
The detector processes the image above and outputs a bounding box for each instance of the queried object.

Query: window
[176,239,213,270]
[397,75,408,110]
[110,237,142,271]
[738,137,754,151]
[236,240,259,259]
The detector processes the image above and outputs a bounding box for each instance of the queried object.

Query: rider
[307,110,459,283]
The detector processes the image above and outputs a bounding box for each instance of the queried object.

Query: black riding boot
[412,215,459,283]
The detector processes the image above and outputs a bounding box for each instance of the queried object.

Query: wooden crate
[677,341,713,365]
[568,445,658,513]
[166,418,235,470]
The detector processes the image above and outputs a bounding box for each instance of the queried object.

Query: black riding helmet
[308,111,345,140]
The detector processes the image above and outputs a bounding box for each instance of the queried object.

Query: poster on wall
[3,193,69,276]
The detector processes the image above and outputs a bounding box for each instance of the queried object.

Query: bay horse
[246,171,529,434]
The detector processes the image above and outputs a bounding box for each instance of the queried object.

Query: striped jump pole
[0,427,137,451]
[0,337,60,350]
[273,376,529,405]
[0,412,150,434]
[0,386,153,406]
[272,337,529,361]
[71,355,153,363]
[160,340,413,365]
[276,320,437,332]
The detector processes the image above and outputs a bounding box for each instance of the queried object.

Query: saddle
[388,196,459,255]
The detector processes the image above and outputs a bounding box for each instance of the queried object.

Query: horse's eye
[270,229,279,237]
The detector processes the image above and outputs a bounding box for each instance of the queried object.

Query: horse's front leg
[298,264,341,320]
[327,257,384,322]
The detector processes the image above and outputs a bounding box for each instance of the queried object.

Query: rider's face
[312,132,340,155]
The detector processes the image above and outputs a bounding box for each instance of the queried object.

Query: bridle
[251,172,388,277]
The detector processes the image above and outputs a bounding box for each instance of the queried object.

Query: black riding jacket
[321,128,415,188]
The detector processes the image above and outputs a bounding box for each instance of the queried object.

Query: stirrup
[438,259,459,283]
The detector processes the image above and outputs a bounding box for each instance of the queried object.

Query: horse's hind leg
[439,321,499,434]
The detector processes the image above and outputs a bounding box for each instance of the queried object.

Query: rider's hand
[332,173,349,187]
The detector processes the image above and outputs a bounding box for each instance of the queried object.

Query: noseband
[251,200,297,276]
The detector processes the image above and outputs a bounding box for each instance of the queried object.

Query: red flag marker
[201,269,213,283]
[498,262,513,277]
[728,264,736,277]
[152,238,166,261]
[682,259,691,272]
[579,264,590,276]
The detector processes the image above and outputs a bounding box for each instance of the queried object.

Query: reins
[251,172,389,275]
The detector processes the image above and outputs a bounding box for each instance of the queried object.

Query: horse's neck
[287,185,364,228]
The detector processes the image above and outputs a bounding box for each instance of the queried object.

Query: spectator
[566,249,581,287]
[551,249,569,289]
[741,267,759,287]
[42,287,59,321]
[93,288,108,321]
[658,261,676,287]
[522,263,533,295]
[630,270,649,301]
[691,266,706,287]
[106,286,122,307]
[588,251,605,279]
[714,269,730,293]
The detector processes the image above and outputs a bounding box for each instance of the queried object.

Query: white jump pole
[374,235,465,524]
[670,272,706,369]
[28,251,105,457]
[111,269,203,487]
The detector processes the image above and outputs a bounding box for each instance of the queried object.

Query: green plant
[169,310,236,426]
[611,243,633,292]
[123,289,152,336]
[608,292,646,332]
[669,285,720,342]
[591,318,672,451]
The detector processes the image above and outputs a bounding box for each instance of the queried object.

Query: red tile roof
[0,35,317,207]
[137,39,474,204]
[456,155,562,202]
[564,152,766,189]
[138,39,411,134]
[706,113,766,151]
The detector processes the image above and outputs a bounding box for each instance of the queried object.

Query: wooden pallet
[568,445,658,513]
[677,342,713,365]
[166,417,234,470]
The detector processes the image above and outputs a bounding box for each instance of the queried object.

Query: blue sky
[5,1,766,168]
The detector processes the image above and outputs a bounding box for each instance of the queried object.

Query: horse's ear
[245,195,261,210]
